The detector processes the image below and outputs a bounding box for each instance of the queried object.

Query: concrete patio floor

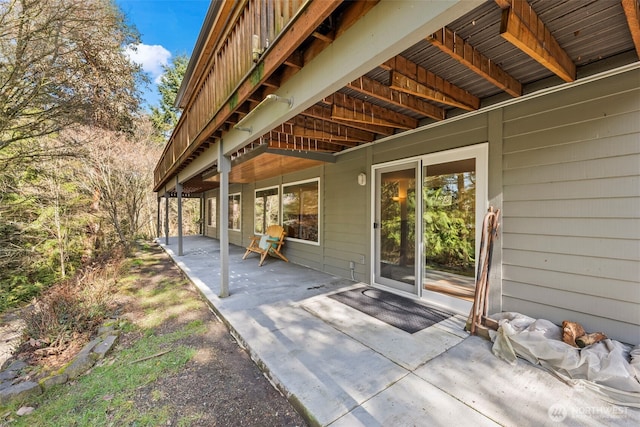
[158,235,639,427]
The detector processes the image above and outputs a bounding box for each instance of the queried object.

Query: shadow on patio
[158,235,639,427]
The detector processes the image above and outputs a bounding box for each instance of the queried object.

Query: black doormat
[328,287,454,334]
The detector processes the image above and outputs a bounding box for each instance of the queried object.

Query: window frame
[254,185,280,235]
[281,178,320,246]
[207,197,217,228]
[228,192,242,231]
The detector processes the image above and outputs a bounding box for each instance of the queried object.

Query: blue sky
[116,0,211,108]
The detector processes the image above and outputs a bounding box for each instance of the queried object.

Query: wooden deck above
[154,0,640,195]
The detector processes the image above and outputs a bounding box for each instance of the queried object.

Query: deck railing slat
[154,0,310,188]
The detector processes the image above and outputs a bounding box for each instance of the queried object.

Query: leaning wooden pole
[468,207,500,336]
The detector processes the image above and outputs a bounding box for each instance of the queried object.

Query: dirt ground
[123,244,308,426]
[1,244,308,426]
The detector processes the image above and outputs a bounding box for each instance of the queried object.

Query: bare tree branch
[0,0,144,161]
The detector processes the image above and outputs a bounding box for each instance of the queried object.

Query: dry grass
[19,252,124,361]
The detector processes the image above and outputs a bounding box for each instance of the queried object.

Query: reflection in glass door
[423,159,477,305]
[372,144,486,311]
[374,164,418,294]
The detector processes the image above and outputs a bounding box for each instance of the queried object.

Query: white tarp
[489,312,640,408]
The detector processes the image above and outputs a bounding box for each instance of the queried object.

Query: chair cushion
[268,235,279,249]
[258,235,270,251]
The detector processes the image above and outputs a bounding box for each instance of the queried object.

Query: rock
[64,353,97,380]
[40,373,68,389]
[0,381,42,405]
[97,325,115,336]
[77,337,102,358]
[16,406,35,416]
[5,360,27,373]
[0,358,13,370]
[93,335,118,359]
[0,369,18,382]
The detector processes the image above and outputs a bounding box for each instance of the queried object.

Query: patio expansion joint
[410,339,504,426]
[326,370,416,427]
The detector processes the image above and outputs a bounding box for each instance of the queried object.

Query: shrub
[21,252,123,355]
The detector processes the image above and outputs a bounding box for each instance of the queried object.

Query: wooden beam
[292,127,365,145]
[266,131,352,150]
[312,31,335,43]
[428,27,522,97]
[346,76,446,120]
[498,0,576,82]
[290,115,376,142]
[266,147,337,163]
[389,72,479,111]
[331,93,418,130]
[385,56,480,111]
[284,51,303,69]
[302,104,394,136]
[622,0,640,58]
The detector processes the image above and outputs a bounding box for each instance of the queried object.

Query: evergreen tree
[150,54,188,142]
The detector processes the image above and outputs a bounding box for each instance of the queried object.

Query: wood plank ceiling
[180,0,639,194]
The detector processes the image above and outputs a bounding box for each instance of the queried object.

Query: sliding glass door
[373,145,487,312]
[373,162,419,294]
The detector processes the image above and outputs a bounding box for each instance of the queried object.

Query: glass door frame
[373,160,421,295]
[371,144,488,313]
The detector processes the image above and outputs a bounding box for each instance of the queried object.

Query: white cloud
[125,43,172,84]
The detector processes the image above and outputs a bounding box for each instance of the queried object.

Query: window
[282,179,319,243]
[207,197,216,227]
[228,193,241,231]
[254,187,279,234]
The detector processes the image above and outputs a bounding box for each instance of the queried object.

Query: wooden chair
[242,224,289,266]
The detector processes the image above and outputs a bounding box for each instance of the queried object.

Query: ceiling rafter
[283,51,303,69]
[312,30,335,43]
[270,123,364,146]
[496,0,576,82]
[622,0,640,58]
[290,115,376,143]
[303,103,394,136]
[385,55,480,111]
[265,131,349,151]
[427,27,522,97]
[346,76,446,120]
[330,92,418,130]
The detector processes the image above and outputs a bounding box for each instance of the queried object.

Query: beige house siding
[501,69,640,344]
